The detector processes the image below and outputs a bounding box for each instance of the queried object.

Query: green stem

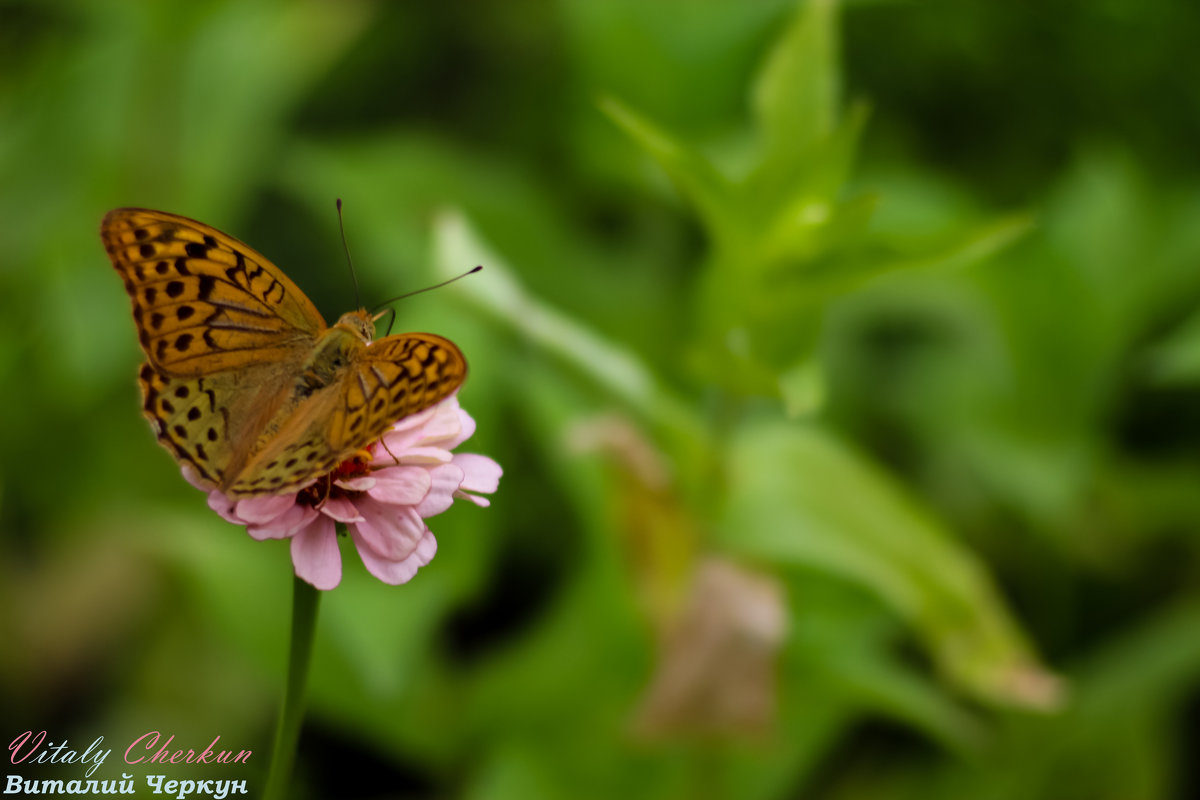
[262,574,321,800]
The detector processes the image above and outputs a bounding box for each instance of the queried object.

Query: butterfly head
[334,309,376,343]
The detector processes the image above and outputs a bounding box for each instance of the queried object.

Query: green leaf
[751,0,840,166]
[718,420,1061,708]
[466,745,566,800]
[778,358,826,418]
[758,188,878,269]
[432,209,705,448]
[743,101,870,245]
[827,647,986,753]
[1146,308,1200,383]
[598,95,741,248]
[797,210,1035,301]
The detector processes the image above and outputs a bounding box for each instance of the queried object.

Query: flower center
[296,450,373,507]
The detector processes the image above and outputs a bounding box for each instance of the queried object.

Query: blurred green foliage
[3,0,1200,798]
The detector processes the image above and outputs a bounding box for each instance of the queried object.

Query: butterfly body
[102,208,467,498]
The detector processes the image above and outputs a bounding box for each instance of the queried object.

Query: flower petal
[373,405,443,460]
[235,494,297,525]
[366,466,432,505]
[247,502,319,540]
[291,515,341,590]
[453,453,503,494]
[391,403,440,432]
[454,489,491,508]
[395,446,453,465]
[374,431,422,463]
[205,491,243,524]
[415,463,465,518]
[443,406,477,449]
[351,499,426,560]
[320,496,365,524]
[336,476,376,492]
[415,398,465,445]
[371,395,465,466]
[355,528,438,585]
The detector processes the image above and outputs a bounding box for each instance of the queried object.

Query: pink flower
[184,395,501,590]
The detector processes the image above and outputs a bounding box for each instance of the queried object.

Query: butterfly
[101,208,468,498]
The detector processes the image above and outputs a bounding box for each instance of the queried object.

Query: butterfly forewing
[103,208,470,499]
[102,208,326,376]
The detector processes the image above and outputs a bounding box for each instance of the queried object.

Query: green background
[4,0,1200,797]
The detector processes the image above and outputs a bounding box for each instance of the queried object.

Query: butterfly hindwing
[138,358,301,491]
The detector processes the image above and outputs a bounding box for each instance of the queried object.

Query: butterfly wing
[101,208,327,377]
[224,333,468,497]
[331,332,468,451]
[138,361,288,489]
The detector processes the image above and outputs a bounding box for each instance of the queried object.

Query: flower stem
[262,575,321,800]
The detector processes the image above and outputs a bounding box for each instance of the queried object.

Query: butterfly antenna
[370,265,483,316]
[336,198,363,309]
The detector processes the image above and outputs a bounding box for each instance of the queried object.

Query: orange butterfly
[101,208,467,497]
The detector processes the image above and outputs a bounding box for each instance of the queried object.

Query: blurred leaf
[174,0,372,215]
[316,560,454,700]
[752,0,838,161]
[1147,308,1200,383]
[755,138,875,266]
[719,420,1060,709]
[864,599,1200,800]
[599,95,741,249]
[746,0,845,221]
[826,646,986,753]
[870,212,1036,280]
[432,209,705,449]
[778,358,826,418]
[466,744,566,800]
